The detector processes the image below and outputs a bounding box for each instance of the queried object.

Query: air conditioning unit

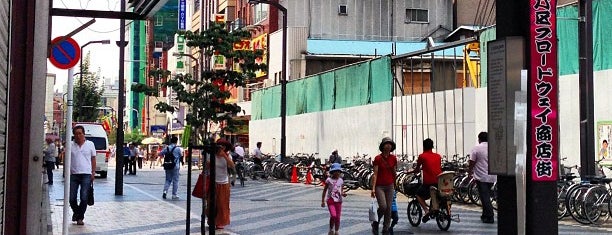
[338,5,348,15]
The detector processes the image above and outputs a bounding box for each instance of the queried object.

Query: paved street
[47,164,612,235]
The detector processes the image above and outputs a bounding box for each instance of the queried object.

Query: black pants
[124,157,130,175]
[477,181,495,221]
[45,161,55,183]
[129,157,137,174]
[137,157,143,169]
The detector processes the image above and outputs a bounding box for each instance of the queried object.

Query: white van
[74,123,110,178]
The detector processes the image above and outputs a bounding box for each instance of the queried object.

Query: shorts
[416,184,436,200]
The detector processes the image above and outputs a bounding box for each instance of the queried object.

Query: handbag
[87,182,95,206]
[192,173,212,198]
[369,198,379,222]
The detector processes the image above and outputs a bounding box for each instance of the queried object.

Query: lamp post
[249,0,287,162]
[79,39,111,121]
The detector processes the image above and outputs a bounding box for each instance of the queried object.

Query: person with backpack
[159,136,182,200]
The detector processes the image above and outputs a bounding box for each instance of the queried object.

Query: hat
[216,138,234,152]
[379,137,396,152]
[329,163,342,172]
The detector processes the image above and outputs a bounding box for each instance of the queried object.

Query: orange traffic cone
[305,169,312,185]
[291,166,298,183]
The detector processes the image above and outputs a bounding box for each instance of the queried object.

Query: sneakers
[371,221,379,234]
[172,195,180,200]
[162,191,167,199]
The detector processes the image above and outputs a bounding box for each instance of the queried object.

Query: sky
[49,0,122,93]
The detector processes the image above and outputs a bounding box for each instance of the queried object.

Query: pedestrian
[160,137,182,200]
[123,143,130,175]
[468,132,496,224]
[69,125,96,225]
[321,163,347,235]
[43,137,57,185]
[370,137,398,235]
[408,138,442,224]
[129,143,137,175]
[137,145,144,169]
[55,140,62,169]
[149,145,158,169]
[206,138,235,230]
[328,149,342,165]
[389,191,399,235]
[234,142,245,158]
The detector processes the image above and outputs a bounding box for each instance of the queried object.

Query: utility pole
[115,0,128,196]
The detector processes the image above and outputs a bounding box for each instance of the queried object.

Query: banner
[529,0,558,181]
[178,0,186,30]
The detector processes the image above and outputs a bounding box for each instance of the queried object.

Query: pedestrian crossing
[226,180,612,235]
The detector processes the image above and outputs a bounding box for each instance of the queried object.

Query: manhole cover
[251,199,268,201]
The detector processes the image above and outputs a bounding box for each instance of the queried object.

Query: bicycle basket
[437,171,455,198]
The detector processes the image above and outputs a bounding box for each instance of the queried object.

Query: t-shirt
[234,146,245,157]
[44,143,57,162]
[417,150,442,185]
[470,142,496,183]
[71,140,96,175]
[325,177,344,202]
[253,147,263,158]
[373,154,397,186]
[160,144,182,170]
[207,154,230,184]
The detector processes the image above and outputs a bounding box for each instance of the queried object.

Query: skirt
[206,183,231,226]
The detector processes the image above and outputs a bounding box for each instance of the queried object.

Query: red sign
[49,37,81,69]
[529,0,558,181]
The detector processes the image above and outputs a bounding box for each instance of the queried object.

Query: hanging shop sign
[529,0,558,182]
[251,33,268,78]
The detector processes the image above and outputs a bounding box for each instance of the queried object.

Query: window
[405,8,428,23]
[85,137,107,150]
[155,15,163,26]
[338,5,348,15]
[253,3,268,23]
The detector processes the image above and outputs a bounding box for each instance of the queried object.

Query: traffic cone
[291,166,298,183]
[305,169,312,185]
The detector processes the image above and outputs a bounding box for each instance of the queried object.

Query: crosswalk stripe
[231,207,301,222]
[266,187,319,201]
[261,217,330,235]
[231,209,324,231]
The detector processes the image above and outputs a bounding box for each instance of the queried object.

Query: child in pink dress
[321,163,347,235]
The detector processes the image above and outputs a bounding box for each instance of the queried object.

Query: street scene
[46,164,612,235]
[2,0,612,234]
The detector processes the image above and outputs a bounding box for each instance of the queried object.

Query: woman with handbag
[205,138,235,230]
[370,137,398,235]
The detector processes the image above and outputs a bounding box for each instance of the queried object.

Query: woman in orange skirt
[206,138,235,230]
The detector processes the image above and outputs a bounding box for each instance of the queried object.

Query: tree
[74,52,105,122]
[133,22,265,144]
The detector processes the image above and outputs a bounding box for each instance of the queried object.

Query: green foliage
[74,53,105,122]
[124,128,145,144]
[132,22,265,139]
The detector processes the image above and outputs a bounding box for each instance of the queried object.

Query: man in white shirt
[234,142,245,158]
[70,125,97,225]
[252,142,263,166]
[468,132,496,224]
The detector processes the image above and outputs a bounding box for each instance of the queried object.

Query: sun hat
[379,137,396,152]
[329,163,342,172]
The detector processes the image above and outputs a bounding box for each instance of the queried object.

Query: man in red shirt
[410,138,442,223]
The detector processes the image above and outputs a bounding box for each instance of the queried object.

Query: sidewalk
[46,165,236,235]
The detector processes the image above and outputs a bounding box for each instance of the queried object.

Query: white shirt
[253,147,262,158]
[207,154,230,183]
[470,142,496,183]
[71,140,96,175]
[234,146,245,157]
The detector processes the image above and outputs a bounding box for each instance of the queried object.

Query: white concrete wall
[249,102,391,159]
[559,69,612,167]
[249,69,612,165]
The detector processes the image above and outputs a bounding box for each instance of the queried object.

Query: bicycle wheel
[468,182,481,206]
[583,187,609,225]
[407,200,422,227]
[436,207,452,231]
[568,185,592,224]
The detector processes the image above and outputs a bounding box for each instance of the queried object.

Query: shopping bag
[369,198,378,222]
[87,182,95,206]
[191,173,210,198]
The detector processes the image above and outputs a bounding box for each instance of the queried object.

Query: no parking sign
[49,37,80,69]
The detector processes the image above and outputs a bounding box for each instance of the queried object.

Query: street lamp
[249,0,287,162]
[79,39,111,120]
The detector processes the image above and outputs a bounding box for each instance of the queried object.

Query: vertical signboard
[178,0,186,30]
[529,0,558,181]
[251,33,268,77]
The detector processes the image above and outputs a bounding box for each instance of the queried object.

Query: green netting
[320,72,335,110]
[369,56,393,102]
[557,5,579,75]
[335,62,370,109]
[252,56,393,119]
[286,79,306,115]
[593,0,612,72]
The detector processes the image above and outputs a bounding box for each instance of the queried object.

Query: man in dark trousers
[468,132,496,223]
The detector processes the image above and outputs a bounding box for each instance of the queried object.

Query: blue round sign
[49,37,81,69]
